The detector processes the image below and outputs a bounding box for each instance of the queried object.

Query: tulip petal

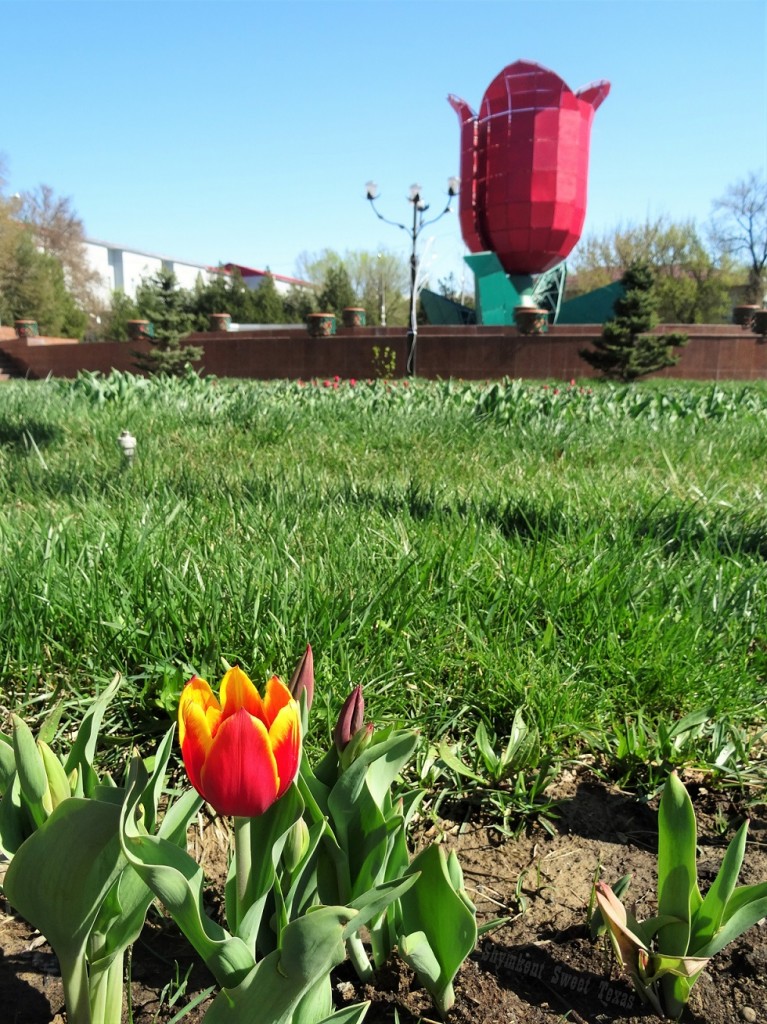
[262,675,294,727]
[178,676,220,747]
[577,80,611,112]
[269,703,301,798]
[200,708,279,817]
[220,666,265,722]
[180,700,217,796]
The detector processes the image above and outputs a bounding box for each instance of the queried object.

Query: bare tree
[19,184,103,312]
[709,171,767,305]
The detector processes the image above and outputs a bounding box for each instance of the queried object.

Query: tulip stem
[58,950,92,1024]
[233,815,252,934]
[346,933,374,982]
[89,951,124,1023]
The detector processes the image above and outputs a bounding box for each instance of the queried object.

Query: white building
[84,239,220,305]
[84,242,314,305]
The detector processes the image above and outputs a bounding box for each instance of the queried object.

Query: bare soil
[1,770,765,1024]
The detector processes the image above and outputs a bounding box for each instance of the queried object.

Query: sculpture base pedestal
[464,253,566,328]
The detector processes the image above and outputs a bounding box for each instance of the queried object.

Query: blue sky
[2,0,765,290]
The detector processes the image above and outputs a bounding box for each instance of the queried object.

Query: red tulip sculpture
[449,60,610,276]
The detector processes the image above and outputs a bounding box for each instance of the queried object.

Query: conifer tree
[249,270,286,323]
[100,289,140,341]
[133,269,202,375]
[580,261,687,381]
[189,267,265,328]
[317,263,358,317]
[283,284,317,323]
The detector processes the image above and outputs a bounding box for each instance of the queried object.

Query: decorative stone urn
[733,304,759,329]
[752,309,767,338]
[342,307,366,328]
[209,313,232,331]
[127,319,153,340]
[514,306,548,335]
[14,319,39,339]
[306,313,336,338]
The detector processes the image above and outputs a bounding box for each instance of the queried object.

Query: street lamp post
[377,252,386,327]
[365,177,459,376]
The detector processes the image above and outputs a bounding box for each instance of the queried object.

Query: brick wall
[1,324,765,381]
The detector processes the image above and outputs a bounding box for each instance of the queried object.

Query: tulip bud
[38,740,71,813]
[289,643,314,712]
[282,817,310,872]
[339,722,374,771]
[334,685,365,752]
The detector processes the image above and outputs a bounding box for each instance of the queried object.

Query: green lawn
[1,372,766,791]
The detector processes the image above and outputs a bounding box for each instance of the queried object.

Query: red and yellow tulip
[178,667,301,817]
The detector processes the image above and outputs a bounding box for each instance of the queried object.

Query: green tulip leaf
[474,721,500,775]
[345,873,419,928]
[90,784,130,806]
[657,773,701,955]
[348,812,403,900]
[688,821,749,954]
[88,732,191,971]
[643,951,710,983]
[660,973,695,1019]
[292,973,333,1023]
[3,796,127,1021]
[208,880,415,1024]
[328,729,419,846]
[0,773,28,858]
[299,751,333,817]
[137,726,177,833]
[398,844,478,1015]
[695,885,767,959]
[202,906,353,1024]
[400,789,425,830]
[4,796,125,954]
[447,849,477,918]
[399,928,442,985]
[0,735,15,796]
[501,709,538,772]
[11,715,48,827]
[64,673,121,797]
[315,1003,370,1024]
[90,787,201,972]
[326,730,417,901]
[158,786,205,842]
[119,776,254,988]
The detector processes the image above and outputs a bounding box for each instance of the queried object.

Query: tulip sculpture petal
[449,60,610,277]
[178,667,301,818]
